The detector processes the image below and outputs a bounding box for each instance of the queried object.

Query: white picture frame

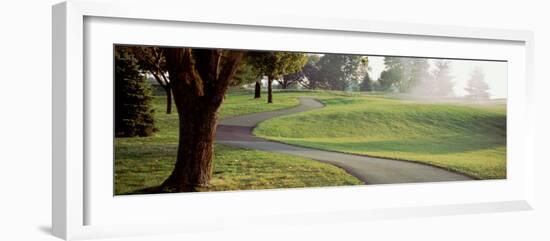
[52,0,535,240]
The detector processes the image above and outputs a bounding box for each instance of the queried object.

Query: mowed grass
[115,90,362,195]
[254,95,507,179]
[131,89,301,143]
[116,144,362,194]
[218,89,300,118]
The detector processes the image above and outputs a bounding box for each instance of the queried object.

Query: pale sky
[368,56,508,99]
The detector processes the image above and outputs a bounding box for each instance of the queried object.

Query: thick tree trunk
[254,80,261,99]
[161,48,243,192]
[267,76,273,104]
[165,87,172,114]
[160,98,217,192]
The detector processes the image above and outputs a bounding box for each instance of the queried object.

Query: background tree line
[375,57,491,99]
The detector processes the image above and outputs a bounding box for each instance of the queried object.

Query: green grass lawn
[115,90,362,195]
[254,94,507,179]
[115,144,362,194]
[116,89,506,195]
[218,89,301,118]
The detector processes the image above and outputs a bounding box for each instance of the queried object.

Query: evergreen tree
[114,47,156,137]
[359,71,373,91]
[465,67,490,100]
[377,57,403,92]
[430,60,454,97]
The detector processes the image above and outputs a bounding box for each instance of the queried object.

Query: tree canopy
[231,55,262,87]
[124,46,174,114]
[377,57,430,93]
[300,55,322,89]
[315,54,368,91]
[248,51,307,103]
[248,51,308,79]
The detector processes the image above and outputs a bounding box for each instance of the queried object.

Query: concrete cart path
[216,97,473,184]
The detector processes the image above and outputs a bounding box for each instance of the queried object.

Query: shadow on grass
[121,184,207,195]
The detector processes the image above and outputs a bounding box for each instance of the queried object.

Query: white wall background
[0,0,548,240]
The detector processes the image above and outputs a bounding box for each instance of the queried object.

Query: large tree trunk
[161,97,217,192]
[160,48,243,192]
[267,76,273,103]
[164,86,172,114]
[254,80,261,99]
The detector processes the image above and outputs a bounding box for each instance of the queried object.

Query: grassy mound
[254,95,507,179]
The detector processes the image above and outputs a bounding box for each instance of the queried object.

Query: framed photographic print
[52,0,535,240]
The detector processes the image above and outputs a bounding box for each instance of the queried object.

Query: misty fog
[368,56,507,100]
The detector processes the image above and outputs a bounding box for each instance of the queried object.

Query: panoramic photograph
[114,45,507,195]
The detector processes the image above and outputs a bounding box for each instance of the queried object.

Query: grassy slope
[255,95,507,179]
[115,90,362,195]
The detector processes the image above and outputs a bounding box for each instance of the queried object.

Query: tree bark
[160,48,243,192]
[254,80,261,98]
[160,97,217,192]
[164,86,172,114]
[267,76,273,104]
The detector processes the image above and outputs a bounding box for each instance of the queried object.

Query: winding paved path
[215,97,473,184]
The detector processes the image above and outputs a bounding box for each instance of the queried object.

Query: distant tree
[253,77,263,99]
[359,71,374,91]
[279,71,304,89]
[383,56,403,69]
[349,57,369,91]
[465,67,490,100]
[232,59,259,86]
[301,55,321,89]
[316,54,368,91]
[377,68,401,91]
[232,56,263,98]
[377,57,430,93]
[400,58,430,93]
[429,60,454,97]
[377,57,403,91]
[114,47,156,137]
[130,47,173,114]
[248,52,307,103]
